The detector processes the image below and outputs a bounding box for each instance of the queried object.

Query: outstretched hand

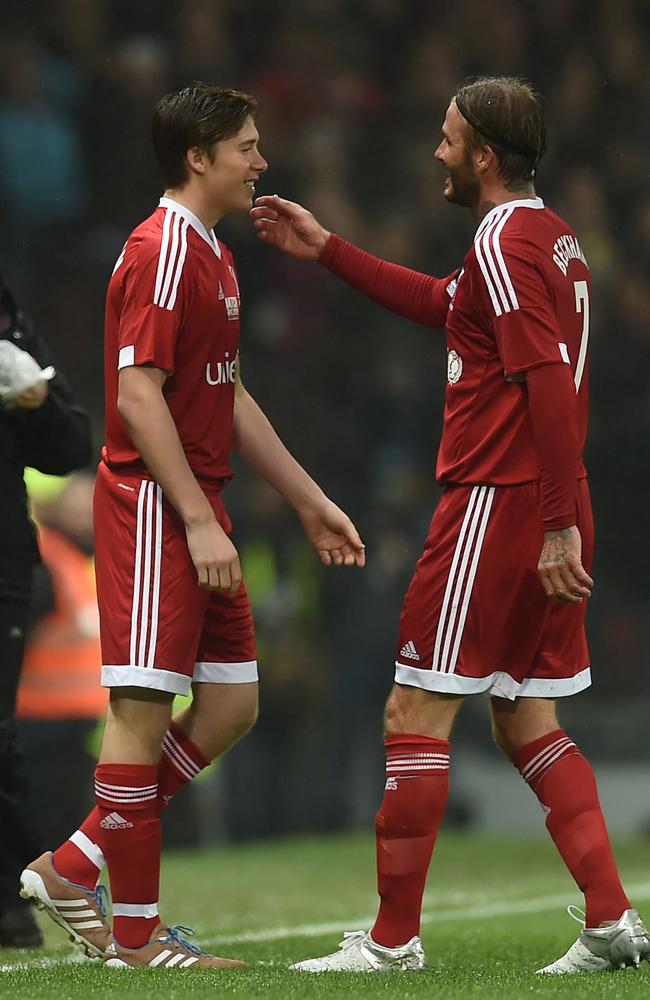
[299,499,365,568]
[250,195,331,261]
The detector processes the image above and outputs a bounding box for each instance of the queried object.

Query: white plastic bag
[0,340,55,403]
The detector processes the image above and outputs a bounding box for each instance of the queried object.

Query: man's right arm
[118,365,241,592]
[251,195,453,329]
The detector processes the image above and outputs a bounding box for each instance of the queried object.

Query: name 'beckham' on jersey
[438,197,590,486]
[103,198,241,484]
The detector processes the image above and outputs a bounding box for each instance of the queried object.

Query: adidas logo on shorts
[400,640,420,661]
[100,811,134,830]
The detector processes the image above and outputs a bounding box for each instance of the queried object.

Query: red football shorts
[395,480,593,699]
[94,462,257,695]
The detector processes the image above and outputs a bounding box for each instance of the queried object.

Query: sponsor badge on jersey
[225,296,239,320]
[447,349,463,384]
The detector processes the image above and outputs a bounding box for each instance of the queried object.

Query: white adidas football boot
[537,906,650,974]
[290,930,426,972]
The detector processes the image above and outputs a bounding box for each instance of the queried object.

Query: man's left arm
[232,368,365,568]
[526,362,593,604]
[490,241,592,604]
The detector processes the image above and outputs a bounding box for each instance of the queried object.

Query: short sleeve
[117,225,191,374]
[481,236,563,377]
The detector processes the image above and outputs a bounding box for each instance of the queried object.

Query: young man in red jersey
[19,84,365,970]
[251,76,650,975]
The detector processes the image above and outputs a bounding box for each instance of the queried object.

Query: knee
[225,691,259,745]
[490,700,560,759]
[383,685,460,739]
[235,697,259,739]
[491,718,517,758]
[383,687,413,735]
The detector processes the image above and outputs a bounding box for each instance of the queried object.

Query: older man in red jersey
[251,75,649,976]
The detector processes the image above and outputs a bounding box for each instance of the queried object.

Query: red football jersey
[102,197,242,483]
[437,197,590,485]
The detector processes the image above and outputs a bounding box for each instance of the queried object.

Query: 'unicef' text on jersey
[206,354,237,385]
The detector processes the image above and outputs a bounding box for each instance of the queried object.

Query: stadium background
[1,0,649,842]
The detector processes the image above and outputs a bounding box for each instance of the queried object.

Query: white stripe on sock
[112,902,159,919]
[163,735,200,782]
[522,738,575,783]
[69,830,105,870]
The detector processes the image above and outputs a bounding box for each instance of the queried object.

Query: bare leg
[384,683,463,738]
[173,681,258,761]
[100,688,173,763]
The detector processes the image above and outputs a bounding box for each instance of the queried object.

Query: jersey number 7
[573,280,589,392]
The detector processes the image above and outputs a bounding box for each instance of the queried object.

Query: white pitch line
[0,951,92,973]
[205,880,650,946]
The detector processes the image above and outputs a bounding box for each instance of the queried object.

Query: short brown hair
[454,76,547,186]
[152,82,258,188]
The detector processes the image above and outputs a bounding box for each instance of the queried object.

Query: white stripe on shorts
[431,486,495,675]
[193,660,259,684]
[130,481,163,669]
[146,484,163,668]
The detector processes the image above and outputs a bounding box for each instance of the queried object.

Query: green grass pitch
[1,831,649,998]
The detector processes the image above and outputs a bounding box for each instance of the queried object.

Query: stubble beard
[442,151,480,209]
[444,169,480,208]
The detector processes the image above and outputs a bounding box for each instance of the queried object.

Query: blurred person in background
[0,273,92,947]
[16,472,107,850]
[252,74,650,976]
[20,82,365,972]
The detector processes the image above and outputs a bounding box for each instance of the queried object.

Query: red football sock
[53,722,209,888]
[52,813,107,890]
[512,729,630,927]
[371,734,450,948]
[157,719,209,811]
[95,763,160,948]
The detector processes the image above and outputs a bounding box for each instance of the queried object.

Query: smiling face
[189,116,268,219]
[434,101,481,209]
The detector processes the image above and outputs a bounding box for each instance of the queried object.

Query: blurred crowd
[1,0,649,835]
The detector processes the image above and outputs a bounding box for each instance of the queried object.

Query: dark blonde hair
[454,76,547,186]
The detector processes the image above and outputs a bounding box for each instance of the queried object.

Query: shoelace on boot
[91,884,110,919]
[567,904,586,927]
[163,924,203,956]
[339,931,367,950]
